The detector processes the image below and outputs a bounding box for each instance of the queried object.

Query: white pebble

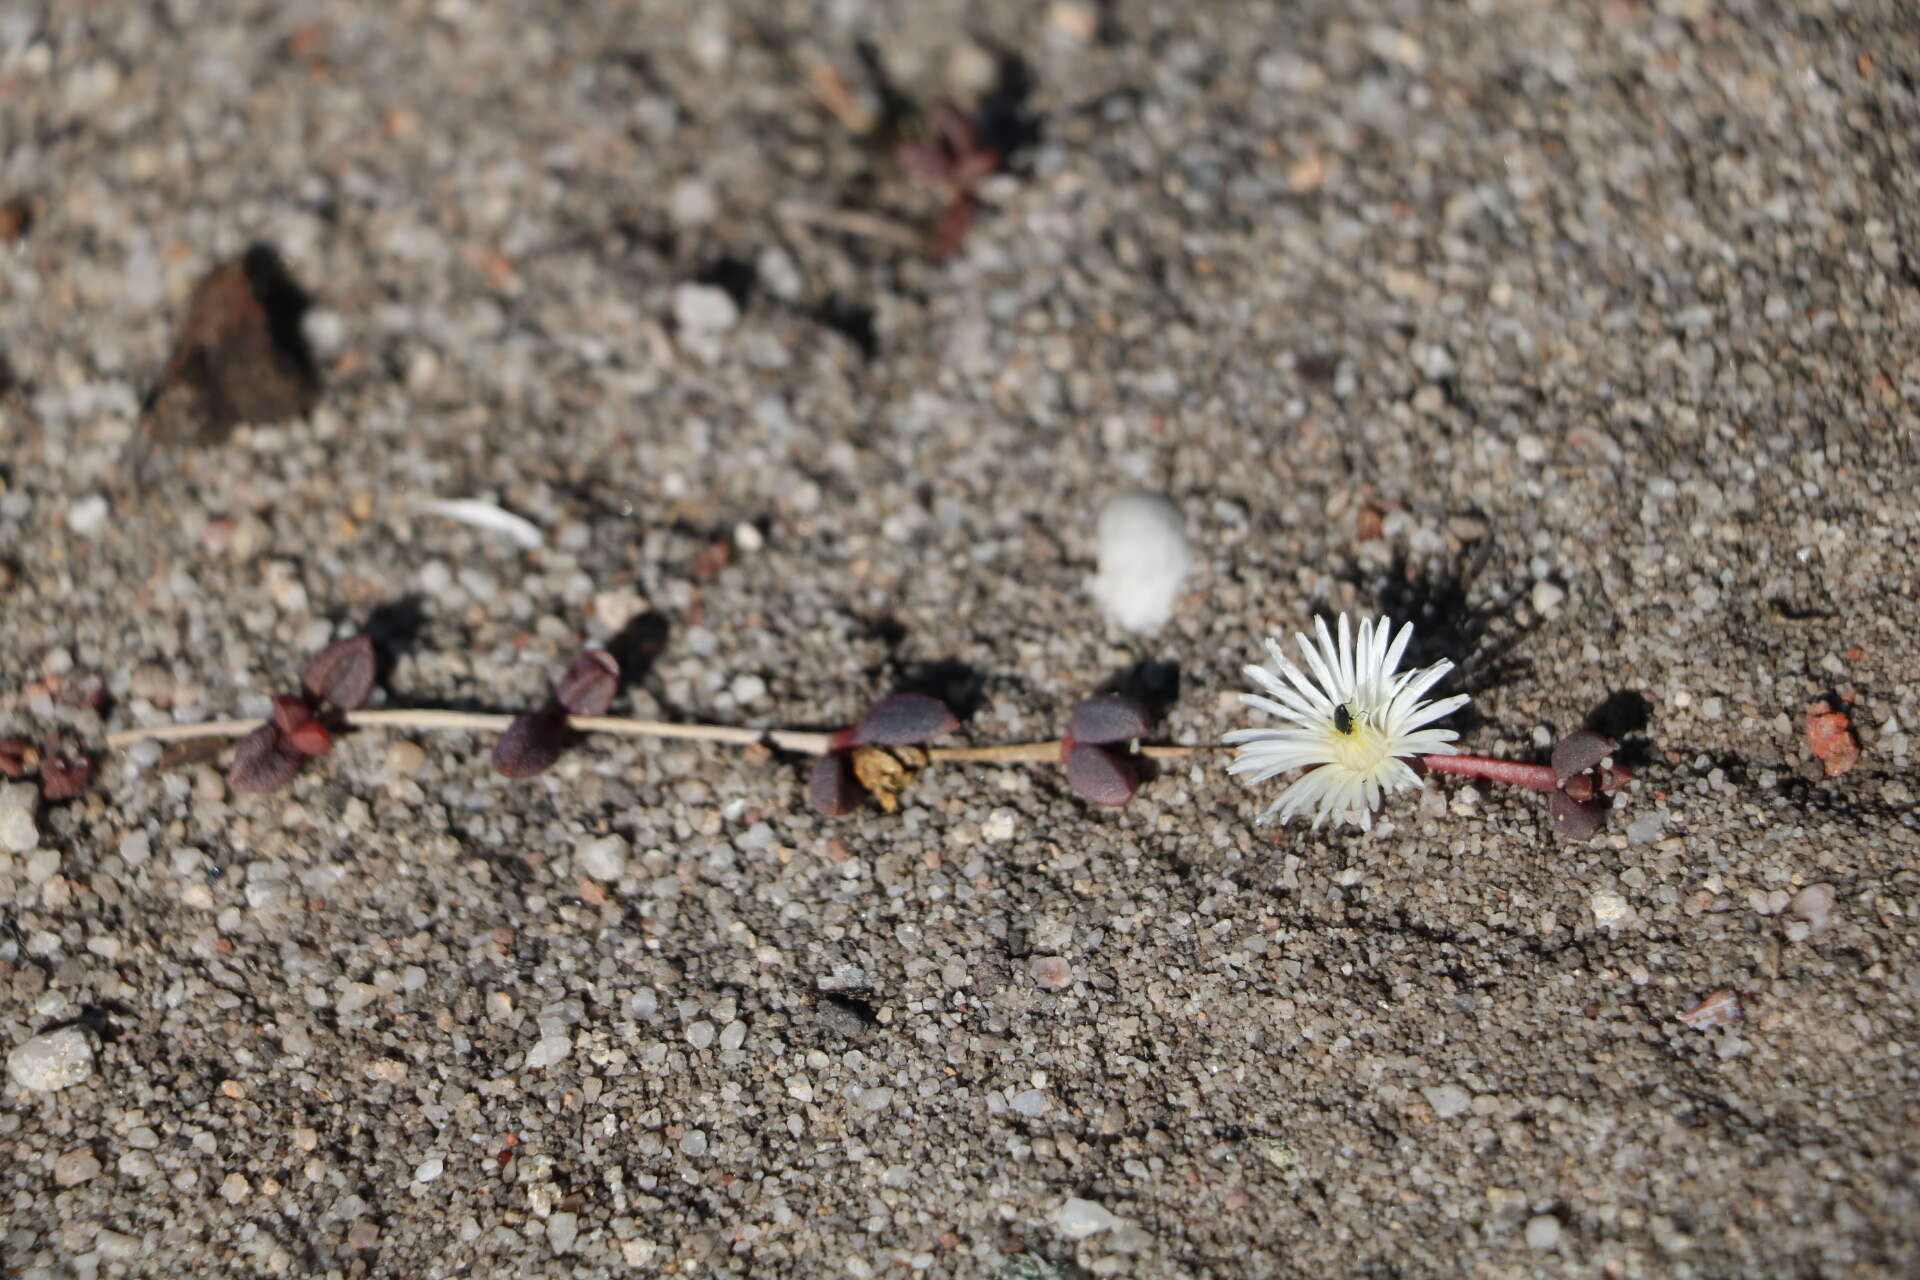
[673,283,739,334]
[525,1034,572,1069]
[8,1026,95,1092]
[1010,1089,1050,1117]
[0,782,38,853]
[575,834,629,882]
[1530,580,1566,616]
[679,1129,707,1157]
[413,1156,444,1183]
[719,1020,747,1052]
[1589,890,1633,929]
[1525,1215,1561,1249]
[1055,1196,1123,1239]
[730,673,767,704]
[547,1211,579,1254]
[685,1020,715,1049]
[117,831,152,866]
[1420,1084,1471,1118]
[669,179,717,227]
[67,493,111,537]
[1787,883,1836,933]
[982,809,1018,842]
[1089,491,1191,633]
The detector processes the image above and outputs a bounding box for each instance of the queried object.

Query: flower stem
[1423,753,1561,792]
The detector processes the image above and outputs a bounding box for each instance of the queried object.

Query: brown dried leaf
[850,744,928,814]
[1805,699,1859,777]
[302,634,377,710]
[1677,989,1743,1032]
[142,247,320,446]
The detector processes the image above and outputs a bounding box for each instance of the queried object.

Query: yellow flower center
[1329,707,1393,774]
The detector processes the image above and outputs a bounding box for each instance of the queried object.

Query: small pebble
[382,740,428,777]
[673,283,739,334]
[96,1230,141,1260]
[575,834,629,882]
[413,1156,444,1183]
[1010,1089,1050,1117]
[1029,956,1073,989]
[1421,1084,1471,1118]
[7,1025,95,1092]
[679,1129,707,1157]
[718,1020,747,1052]
[526,1034,572,1069]
[0,781,39,853]
[1089,491,1191,634]
[66,493,110,537]
[547,1211,579,1254]
[53,1147,103,1186]
[1525,1215,1562,1250]
[1056,1196,1122,1239]
[685,1020,716,1049]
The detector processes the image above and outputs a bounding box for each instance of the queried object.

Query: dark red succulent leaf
[808,753,864,816]
[0,737,30,778]
[39,748,95,800]
[1067,694,1153,746]
[229,723,306,792]
[851,692,958,747]
[1560,772,1597,803]
[1064,742,1140,807]
[1549,789,1606,842]
[1550,730,1611,787]
[492,709,570,779]
[271,694,336,756]
[555,649,620,717]
[302,634,377,710]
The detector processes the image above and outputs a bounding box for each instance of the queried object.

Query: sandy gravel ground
[3,1,1918,1276]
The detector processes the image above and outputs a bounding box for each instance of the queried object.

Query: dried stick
[103,712,1216,764]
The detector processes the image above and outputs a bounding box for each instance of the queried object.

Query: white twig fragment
[415,499,545,550]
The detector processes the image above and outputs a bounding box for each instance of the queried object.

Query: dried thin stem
[775,201,927,250]
[103,711,1214,765]
[928,742,1215,763]
[105,710,833,756]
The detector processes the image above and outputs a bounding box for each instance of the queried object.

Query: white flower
[1225,613,1469,830]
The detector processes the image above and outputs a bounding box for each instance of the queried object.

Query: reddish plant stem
[1425,754,1634,794]
[1424,754,1559,792]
